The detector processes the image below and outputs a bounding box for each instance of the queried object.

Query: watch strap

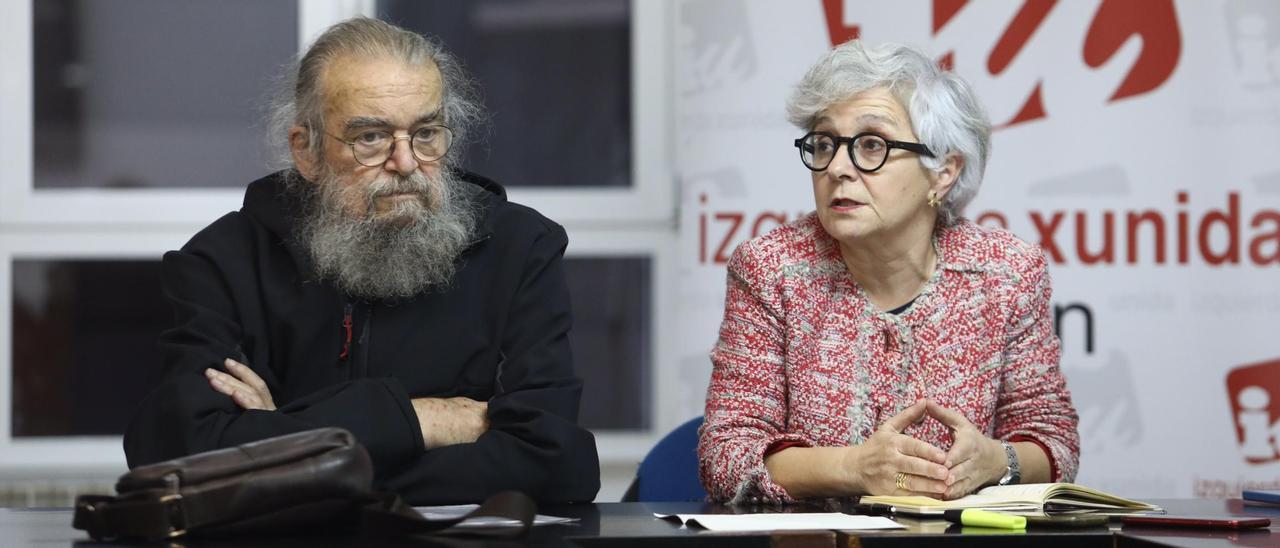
[998,440,1021,485]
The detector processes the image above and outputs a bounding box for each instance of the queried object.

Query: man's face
[317,55,446,221]
[293,54,478,300]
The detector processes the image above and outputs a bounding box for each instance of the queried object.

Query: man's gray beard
[296,167,480,301]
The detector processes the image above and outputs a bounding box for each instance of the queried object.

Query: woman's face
[809,87,944,247]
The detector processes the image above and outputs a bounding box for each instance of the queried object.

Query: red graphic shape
[823,0,860,46]
[814,0,1183,127]
[1082,0,1181,102]
[988,0,1058,76]
[999,80,1047,128]
[933,0,968,33]
[937,51,955,72]
[1225,358,1280,464]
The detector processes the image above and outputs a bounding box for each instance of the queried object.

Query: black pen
[855,502,895,515]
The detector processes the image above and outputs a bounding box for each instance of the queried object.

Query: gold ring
[895,471,908,491]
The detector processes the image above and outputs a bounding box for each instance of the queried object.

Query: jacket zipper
[339,302,354,361]
[356,306,372,377]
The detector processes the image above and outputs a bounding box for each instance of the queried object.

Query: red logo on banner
[1226,358,1280,464]
[821,0,1182,128]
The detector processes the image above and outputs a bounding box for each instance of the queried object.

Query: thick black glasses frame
[793,131,935,173]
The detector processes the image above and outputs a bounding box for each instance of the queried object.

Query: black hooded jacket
[123,170,601,504]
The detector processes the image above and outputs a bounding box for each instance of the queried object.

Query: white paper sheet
[654,512,905,532]
[415,504,578,528]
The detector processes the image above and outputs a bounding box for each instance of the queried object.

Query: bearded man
[123,18,600,504]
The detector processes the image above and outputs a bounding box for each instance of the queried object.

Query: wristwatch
[997,441,1021,486]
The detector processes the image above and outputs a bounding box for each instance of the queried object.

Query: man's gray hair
[786,41,991,226]
[268,17,483,173]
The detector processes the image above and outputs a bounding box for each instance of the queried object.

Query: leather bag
[73,428,535,541]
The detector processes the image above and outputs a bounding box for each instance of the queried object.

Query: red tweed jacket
[698,214,1080,504]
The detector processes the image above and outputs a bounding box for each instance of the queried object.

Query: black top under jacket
[123,170,601,504]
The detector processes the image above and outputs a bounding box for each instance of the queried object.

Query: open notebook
[859,483,1162,517]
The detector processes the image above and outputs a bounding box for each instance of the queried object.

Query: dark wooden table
[4,499,1279,547]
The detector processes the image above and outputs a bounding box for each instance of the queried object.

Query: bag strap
[74,493,200,541]
[361,490,537,539]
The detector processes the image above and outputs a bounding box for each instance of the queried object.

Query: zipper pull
[339,303,354,361]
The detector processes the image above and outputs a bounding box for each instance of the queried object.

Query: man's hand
[926,400,1006,499]
[205,358,276,411]
[848,399,951,496]
[411,397,489,449]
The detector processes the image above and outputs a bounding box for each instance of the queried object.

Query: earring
[927,191,941,208]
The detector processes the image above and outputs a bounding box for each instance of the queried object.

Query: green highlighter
[943,509,1027,530]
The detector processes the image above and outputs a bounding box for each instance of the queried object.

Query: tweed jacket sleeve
[699,240,810,504]
[993,246,1080,482]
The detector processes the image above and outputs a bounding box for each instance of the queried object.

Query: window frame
[555,228,678,462]
[0,228,197,471]
[0,0,673,226]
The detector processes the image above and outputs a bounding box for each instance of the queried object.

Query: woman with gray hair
[698,41,1079,504]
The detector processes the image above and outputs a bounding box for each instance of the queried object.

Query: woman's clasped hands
[852,399,1008,499]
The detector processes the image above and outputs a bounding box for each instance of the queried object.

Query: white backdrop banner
[672,0,1280,498]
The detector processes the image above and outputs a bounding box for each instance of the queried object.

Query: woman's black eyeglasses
[794,131,934,172]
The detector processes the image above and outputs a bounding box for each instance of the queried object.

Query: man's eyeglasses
[794,131,934,173]
[327,125,454,167]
